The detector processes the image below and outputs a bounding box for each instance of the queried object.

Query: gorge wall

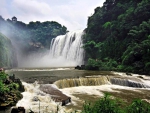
[0,33,17,68]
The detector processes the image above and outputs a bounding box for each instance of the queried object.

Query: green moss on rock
[0,32,17,68]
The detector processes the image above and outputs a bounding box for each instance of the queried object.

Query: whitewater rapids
[16,73,150,113]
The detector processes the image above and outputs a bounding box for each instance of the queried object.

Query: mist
[18,52,78,68]
[18,30,85,68]
[0,16,84,68]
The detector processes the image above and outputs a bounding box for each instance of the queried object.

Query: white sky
[0,0,105,31]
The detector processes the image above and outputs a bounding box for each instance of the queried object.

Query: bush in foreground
[81,93,150,113]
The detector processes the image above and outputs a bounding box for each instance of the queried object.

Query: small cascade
[49,30,85,66]
[110,78,150,88]
[54,76,111,88]
[54,76,150,89]
[16,82,65,113]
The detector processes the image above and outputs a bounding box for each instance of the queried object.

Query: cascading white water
[9,70,150,113]
[49,30,85,66]
[18,30,85,67]
[16,82,66,113]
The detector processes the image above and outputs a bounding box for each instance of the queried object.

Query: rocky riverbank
[0,90,23,110]
[0,71,24,110]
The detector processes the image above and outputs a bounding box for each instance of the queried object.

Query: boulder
[11,107,25,113]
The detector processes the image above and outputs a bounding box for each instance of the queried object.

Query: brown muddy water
[6,68,115,84]
[3,68,150,112]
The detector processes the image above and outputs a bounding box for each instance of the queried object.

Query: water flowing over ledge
[49,30,85,66]
[54,76,150,89]
[18,30,85,67]
[13,70,150,113]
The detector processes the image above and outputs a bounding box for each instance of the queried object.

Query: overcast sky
[0,0,105,31]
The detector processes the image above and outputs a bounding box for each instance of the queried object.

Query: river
[3,68,150,113]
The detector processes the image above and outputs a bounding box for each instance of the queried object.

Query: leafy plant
[82,93,123,113]
[81,94,150,113]
[0,81,9,95]
[126,99,150,113]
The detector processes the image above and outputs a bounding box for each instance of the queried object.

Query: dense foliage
[81,93,150,113]
[0,16,67,67]
[84,0,150,74]
[0,16,67,53]
[0,72,19,95]
[0,71,23,109]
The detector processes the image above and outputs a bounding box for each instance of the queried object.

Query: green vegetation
[27,21,67,48]
[0,33,17,67]
[0,16,68,67]
[84,0,150,74]
[0,71,24,109]
[81,93,150,113]
[0,16,68,54]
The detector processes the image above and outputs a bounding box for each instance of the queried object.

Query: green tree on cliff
[84,0,150,74]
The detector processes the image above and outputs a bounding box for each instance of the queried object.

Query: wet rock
[75,65,81,69]
[126,73,132,76]
[11,107,25,113]
[40,85,71,106]
[75,65,85,70]
[62,97,71,106]
[32,96,39,101]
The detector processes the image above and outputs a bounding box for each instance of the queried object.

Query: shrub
[126,99,150,113]
[0,71,7,81]
[81,93,123,113]
[86,58,102,70]
[81,94,150,113]
[0,81,9,95]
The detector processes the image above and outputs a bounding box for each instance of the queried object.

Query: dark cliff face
[0,33,17,68]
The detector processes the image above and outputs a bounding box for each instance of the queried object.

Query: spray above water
[50,30,84,65]
[19,30,85,67]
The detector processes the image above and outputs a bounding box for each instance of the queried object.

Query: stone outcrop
[0,91,23,110]
[75,65,85,70]
[39,84,71,106]
[11,107,25,113]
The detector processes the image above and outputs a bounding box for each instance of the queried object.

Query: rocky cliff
[0,33,17,68]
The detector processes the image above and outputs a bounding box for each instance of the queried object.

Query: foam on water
[16,82,65,113]
[15,71,150,112]
[16,81,150,112]
[111,71,128,76]
[16,82,139,112]
[7,67,73,72]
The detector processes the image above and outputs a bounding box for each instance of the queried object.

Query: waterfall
[110,78,150,88]
[17,30,84,67]
[54,76,111,88]
[54,76,150,89]
[49,30,85,66]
